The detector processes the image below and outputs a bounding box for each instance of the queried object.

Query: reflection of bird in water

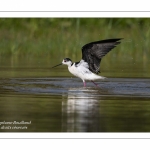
[61,88,105,132]
[52,39,122,87]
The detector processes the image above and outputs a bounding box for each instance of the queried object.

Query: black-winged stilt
[51,38,122,87]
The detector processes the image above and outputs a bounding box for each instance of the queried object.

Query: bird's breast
[68,65,78,77]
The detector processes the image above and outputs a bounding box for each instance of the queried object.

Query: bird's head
[62,58,73,66]
[51,58,73,69]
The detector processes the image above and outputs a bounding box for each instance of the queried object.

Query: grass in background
[0,18,149,62]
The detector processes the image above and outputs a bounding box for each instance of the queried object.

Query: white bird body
[51,38,122,87]
[68,60,105,83]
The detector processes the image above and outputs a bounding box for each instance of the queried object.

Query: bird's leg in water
[91,81,99,87]
[83,81,86,87]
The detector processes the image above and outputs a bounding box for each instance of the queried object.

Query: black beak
[51,63,62,68]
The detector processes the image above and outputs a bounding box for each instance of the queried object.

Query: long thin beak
[51,63,62,68]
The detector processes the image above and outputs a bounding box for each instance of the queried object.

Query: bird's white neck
[67,62,73,68]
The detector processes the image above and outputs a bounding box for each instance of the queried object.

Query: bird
[51,38,122,87]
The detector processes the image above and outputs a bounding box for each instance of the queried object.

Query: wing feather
[82,38,122,74]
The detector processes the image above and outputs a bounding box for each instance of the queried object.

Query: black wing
[82,38,122,74]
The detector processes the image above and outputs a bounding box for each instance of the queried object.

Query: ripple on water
[1,77,150,98]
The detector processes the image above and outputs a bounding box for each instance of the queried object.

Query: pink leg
[91,81,99,87]
[83,81,86,87]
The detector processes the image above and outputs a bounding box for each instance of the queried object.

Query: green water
[0,56,150,132]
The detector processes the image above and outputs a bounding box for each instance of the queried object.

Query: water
[0,56,150,132]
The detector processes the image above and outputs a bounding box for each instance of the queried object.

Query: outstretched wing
[82,38,122,74]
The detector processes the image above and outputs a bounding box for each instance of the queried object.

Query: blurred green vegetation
[0,18,150,61]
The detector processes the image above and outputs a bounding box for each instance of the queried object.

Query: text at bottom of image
[0,121,31,130]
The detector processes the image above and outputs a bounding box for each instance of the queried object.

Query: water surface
[0,57,150,132]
